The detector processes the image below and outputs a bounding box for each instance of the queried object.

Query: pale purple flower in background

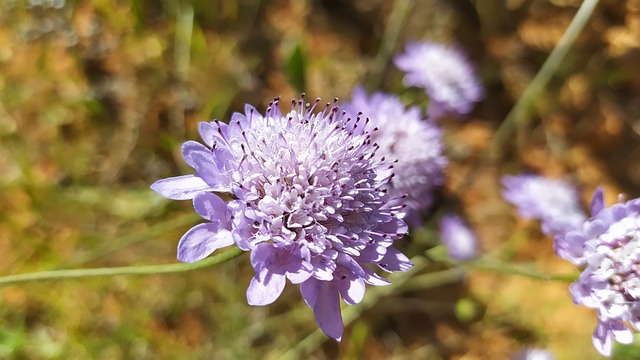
[394,41,484,119]
[555,188,640,357]
[151,96,413,340]
[502,174,586,237]
[439,215,478,261]
[342,88,446,225]
[512,348,555,360]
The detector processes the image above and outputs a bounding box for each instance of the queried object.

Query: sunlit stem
[0,247,244,286]
[458,258,577,282]
[489,0,600,159]
[427,246,578,282]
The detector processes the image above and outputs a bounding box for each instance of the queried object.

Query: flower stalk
[427,246,578,282]
[0,247,244,286]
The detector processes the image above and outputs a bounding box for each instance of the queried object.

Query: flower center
[230,103,390,254]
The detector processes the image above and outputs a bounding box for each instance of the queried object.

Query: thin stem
[453,0,600,195]
[366,0,412,90]
[58,213,201,268]
[427,247,578,282]
[396,268,465,293]
[0,247,244,286]
[488,0,600,159]
[459,259,578,282]
[174,3,194,83]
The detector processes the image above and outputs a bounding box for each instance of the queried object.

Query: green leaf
[285,44,306,93]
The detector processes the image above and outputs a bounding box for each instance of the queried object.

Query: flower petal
[250,242,275,271]
[591,187,605,216]
[360,266,391,286]
[376,216,408,236]
[226,200,252,251]
[592,321,612,357]
[150,175,210,200]
[198,121,227,148]
[189,150,234,191]
[181,140,211,168]
[610,321,633,344]
[246,268,286,306]
[300,278,319,308]
[315,291,343,340]
[377,247,413,272]
[554,231,587,265]
[286,261,314,284]
[309,280,344,341]
[244,104,261,121]
[337,274,365,305]
[177,223,234,263]
[311,255,336,281]
[193,192,228,222]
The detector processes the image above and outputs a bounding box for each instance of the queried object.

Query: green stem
[366,0,412,90]
[0,247,244,286]
[427,246,578,282]
[460,259,578,282]
[488,0,600,158]
[58,213,201,268]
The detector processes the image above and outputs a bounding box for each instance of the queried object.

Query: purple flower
[555,188,640,356]
[502,174,587,237]
[512,348,555,360]
[151,96,413,340]
[394,41,484,119]
[439,215,478,261]
[342,88,446,225]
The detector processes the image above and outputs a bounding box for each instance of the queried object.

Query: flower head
[502,174,586,236]
[394,41,484,119]
[555,188,640,356]
[512,348,555,360]
[342,88,446,225]
[151,96,413,340]
[439,214,478,261]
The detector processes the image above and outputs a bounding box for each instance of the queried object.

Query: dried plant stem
[0,247,244,286]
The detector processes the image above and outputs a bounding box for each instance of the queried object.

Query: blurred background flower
[439,214,478,261]
[502,174,586,237]
[394,41,484,119]
[343,87,446,225]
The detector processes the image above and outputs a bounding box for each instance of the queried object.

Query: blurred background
[1,0,640,358]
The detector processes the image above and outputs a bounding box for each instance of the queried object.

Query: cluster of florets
[502,174,586,236]
[555,188,640,356]
[151,96,413,340]
[342,87,446,224]
[394,41,484,119]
